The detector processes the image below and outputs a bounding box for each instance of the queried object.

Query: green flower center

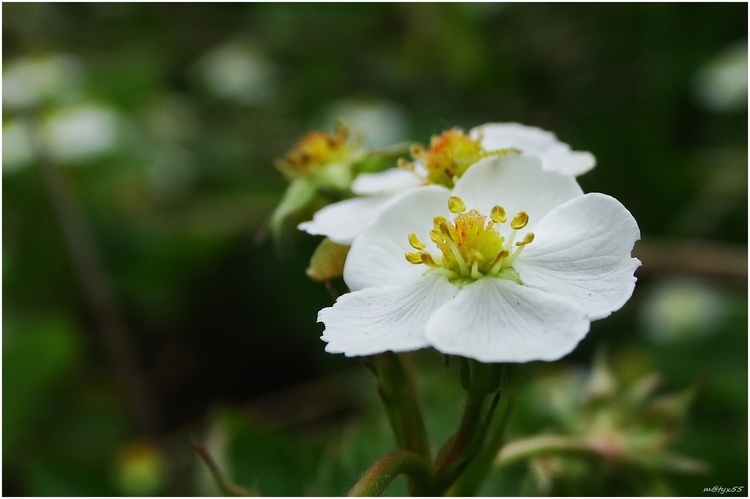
[405,196,535,286]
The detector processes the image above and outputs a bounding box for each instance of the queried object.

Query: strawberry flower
[318,154,639,363]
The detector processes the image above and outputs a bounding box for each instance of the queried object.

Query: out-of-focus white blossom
[196,41,277,106]
[321,97,408,148]
[694,41,748,112]
[640,277,727,343]
[40,104,121,163]
[3,54,83,111]
[3,120,35,174]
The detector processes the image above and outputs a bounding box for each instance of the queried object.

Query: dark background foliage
[3,3,747,496]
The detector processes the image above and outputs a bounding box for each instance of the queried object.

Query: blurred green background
[3,3,747,496]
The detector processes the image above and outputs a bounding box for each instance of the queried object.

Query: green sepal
[351,143,411,176]
[306,237,350,282]
[269,177,320,247]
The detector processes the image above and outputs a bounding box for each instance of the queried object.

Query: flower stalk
[433,360,504,494]
[448,394,513,496]
[347,451,436,497]
[373,352,431,462]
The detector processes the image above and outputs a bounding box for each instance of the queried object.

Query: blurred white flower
[300,123,596,245]
[640,277,727,342]
[320,97,408,148]
[197,41,277,105]
[3,54,83,111]
[319,155,639,362]
[3,120,35,174]
[694,41,748,112]
[40,104,121,163]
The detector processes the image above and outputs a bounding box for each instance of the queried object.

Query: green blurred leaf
[3,315,83,453]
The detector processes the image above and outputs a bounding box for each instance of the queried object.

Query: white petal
[298,196,391,245]
[514,193,641,320]
[351,168,422,195]
[344,185,450,291]
[320,273,458,357]
[425,278,589,363]
[452,154,583,232]
[470,122,596,176]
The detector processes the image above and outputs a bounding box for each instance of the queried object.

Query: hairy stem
[375,352,431,461]
[348,451,436,497]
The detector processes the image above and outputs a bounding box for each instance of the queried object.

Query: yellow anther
[448,196,466,214]
[433,215,449,229]
[438,220,454,240]
[516,232,535,246]
[421,252,438,267]
[510,211,529,230]
[492,250,510,266]
[409,144,425,158]
[409,199,531,283]
[408,233,426,250]
[397,158,414,171]
[405,252,423,264]
[491,205,506,224]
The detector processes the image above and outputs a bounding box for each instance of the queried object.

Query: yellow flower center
[398,129,520,188]
[276,123,357,183]
[405,196,535,286]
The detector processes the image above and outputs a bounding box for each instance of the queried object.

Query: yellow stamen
[470,261,482,280]
[433,215,449,228]
[489,250,510,275]
[405,252,422,264]
[516,232,535,246]
[466,248,483,266]
[446,238,470,276]
[410,144,425,158]
[407,199,534,284]
[408,233,426,250]
[448,196,466,214]
[421,252,439,267]
[510,211,529,230]
[398,158,414,171]
[438,220,454,240]
[491,205,507,224]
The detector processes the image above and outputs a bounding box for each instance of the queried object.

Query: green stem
[497,435,709,474]
[433,361,503,493]
[191,440,256,497]
[348,451,436,497]
[448,395,513,496]
[496,435,599,468]
[433,390,496,493]
[374,352,431,461]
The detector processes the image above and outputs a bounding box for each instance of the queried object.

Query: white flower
[318,154,639,363]
[299,123,596,244]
